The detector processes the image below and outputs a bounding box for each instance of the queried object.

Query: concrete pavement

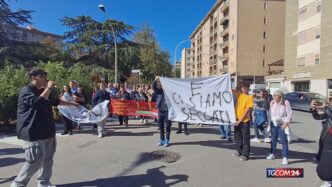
[0,111,326,187]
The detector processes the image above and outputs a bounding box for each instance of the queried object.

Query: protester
[251,90,271,143]
[176,122,189,135]
[137,88,149,124]
[60,85,75,135]
[116,84,131,126]
[11,68,79,187]
[106,82,117,98]
[92,81,110,138]
[266,90,292,165]
[232,81,254,161]
[73,85,86,130]
[153,76,172,147]
[310,99,332,187]
[69,80,78,94]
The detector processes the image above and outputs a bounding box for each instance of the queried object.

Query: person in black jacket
[116,84,131,126]
[92,81,111,138]
[11,68,79,187]
[311,100,332,186]
[153,76,172,147]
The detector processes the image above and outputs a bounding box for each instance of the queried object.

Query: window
[297,31,306,45]
[264,16,268,24]
[263,45,266,53]
[297,57,305,67]
[317,0,321,13]
[294,82,310,92]
[263,31,266,39]
[262,59,266,67]
[315,54,320,65]
[316,27,321,39]
[264,2,267,10]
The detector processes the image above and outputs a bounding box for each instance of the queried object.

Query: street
[0,110,325,187]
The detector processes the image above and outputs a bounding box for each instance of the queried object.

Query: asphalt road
[0,110,326,187]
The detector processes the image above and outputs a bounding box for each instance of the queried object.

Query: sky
[9,0,217,64]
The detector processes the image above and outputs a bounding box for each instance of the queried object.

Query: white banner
[58,100,110,124]
[160,74,235,125]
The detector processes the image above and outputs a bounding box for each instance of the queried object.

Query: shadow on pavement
[171,140,316,164]
[58,166,189,187]
[0,157,25,168]
[0,148,23,155]
[0,176,16,184]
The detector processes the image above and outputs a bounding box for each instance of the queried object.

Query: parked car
[283,92,329,111]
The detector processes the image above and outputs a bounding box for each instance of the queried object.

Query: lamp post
[98,4,118,84]
[244,52,256,84]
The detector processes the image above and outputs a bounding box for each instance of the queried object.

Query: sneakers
[266,154,275,160]
[239,155,249,161]
[264,138,271,143]
[250,137,261,143]
[140,119,144,123]
[282,157,288,165]
[232,152,241,157]
[220,135,226,139]
[176,130,182,134]
[98,132,104,138]
[164,139,169,147]
[184,130,189,135]
[157,140,164,146]
[61,131,69,135]
[38,184,56,187]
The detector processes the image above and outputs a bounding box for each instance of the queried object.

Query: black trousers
[317,130,332,181]
[63,116,73,132]
[118,115,128,125]
[316,123,328,161]
[158,111,172,141]
[234,121,250,157]
[178,122,188,132]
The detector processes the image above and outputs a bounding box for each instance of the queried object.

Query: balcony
[221,1,230,13]
[221,27,229,37]
[219,67,228,73]
[220,16,229,25]
[210,60,217,66]
[210,48,217,55]
[219,54,229,61]
[219,40,229,49]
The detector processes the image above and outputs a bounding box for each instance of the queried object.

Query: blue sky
[9,0,216,64]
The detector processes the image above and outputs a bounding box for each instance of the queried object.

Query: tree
[60,16,140,82]
[0,0,63,68]
[134,24,172,83]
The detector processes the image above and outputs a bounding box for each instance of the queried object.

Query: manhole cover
[150,150,181,163]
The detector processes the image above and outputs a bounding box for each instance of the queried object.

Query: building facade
[190,0,285,86]
[181,48,192,78]
[284,0,332,97]
[3,25,63,47]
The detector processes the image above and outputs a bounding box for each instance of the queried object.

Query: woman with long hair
[61,84,74,135]
[116,84,131,126]
[251,90,270,143]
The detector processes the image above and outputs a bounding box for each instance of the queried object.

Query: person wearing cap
[232,81,254,161]
[266,90,292,165]
[11,68,79,187]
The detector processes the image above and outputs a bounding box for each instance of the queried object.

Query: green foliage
[0,65,29,121]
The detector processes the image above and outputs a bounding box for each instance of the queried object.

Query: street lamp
[244,52,256,84]
[98,4,118,84]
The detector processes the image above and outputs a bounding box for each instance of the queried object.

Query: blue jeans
[158,111,172,141]
[270,123,288,158]
[219,125,231,139]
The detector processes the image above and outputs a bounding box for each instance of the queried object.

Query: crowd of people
[9,68,332,187]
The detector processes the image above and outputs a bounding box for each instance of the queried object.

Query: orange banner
[110,99,158,117]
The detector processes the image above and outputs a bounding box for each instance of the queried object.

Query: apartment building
[284,0,332,97]
[190,0,285,86]
[181,48,192,78]
[3,25,63,47]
